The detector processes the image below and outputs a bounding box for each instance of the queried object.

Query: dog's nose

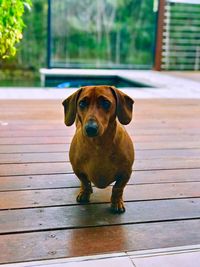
[84,119,99,137]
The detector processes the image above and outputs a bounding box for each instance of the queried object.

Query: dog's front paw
[76,190,91,203]
[111,199,126,214]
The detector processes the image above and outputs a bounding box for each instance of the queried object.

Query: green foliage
[0,0,32,59]
[1,0,156,72]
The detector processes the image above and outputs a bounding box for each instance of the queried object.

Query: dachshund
[62,85,134,213]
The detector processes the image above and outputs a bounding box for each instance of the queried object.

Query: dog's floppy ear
[110,86,134,125]
[62,88,82,126]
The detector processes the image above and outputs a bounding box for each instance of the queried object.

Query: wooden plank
[134,158,200,170]
[1,158,200,176]
[0,174,79,191]
[1,105,199,118]
[1,140,200,154]
[0,220,200,264]
[0,198,199,234]
[0,98,199,105]
[0,152,69,164]
[1,117,200,125]
[0,100,63,122]
[2,103,199,116]
[1,124,200,137]
[2,118,200,126]
[0,137,68,145]
[0,149,200,164]
[0,162,71,176]
[136,148,200,159]
[0,134,200,145]
[0,130,71,137]
[0,168,200,192]
[1,128,200,137]
[2,109,200,121]
[0,144,68,154]
[0,182,199,210]
[8,98,200,109]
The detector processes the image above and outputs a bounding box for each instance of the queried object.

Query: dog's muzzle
[84,119,99,137]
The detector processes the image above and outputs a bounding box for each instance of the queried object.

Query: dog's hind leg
[75,172,93,203]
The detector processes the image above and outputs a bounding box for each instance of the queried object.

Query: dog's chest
[85,152,118,188]
[71,142,119,181]
[89,150,116,167]
[85,145,118,170]
[69,129,133,188]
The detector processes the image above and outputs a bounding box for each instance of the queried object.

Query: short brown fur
[62,85,134,213]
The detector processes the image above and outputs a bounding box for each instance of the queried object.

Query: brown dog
[62,85,134,213]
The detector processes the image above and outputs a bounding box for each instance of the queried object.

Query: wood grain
[0,99,200,264]
[0,220,200,264]
[0,182,199,210]
[0,168,200,192]
[0,198,200,234]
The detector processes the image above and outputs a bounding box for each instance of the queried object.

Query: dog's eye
[99,98,111,110]
[79,99,88,109]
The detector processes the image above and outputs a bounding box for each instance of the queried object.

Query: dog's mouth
[84,119,99,137]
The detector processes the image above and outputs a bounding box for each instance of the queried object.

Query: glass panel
[50,0,157,69]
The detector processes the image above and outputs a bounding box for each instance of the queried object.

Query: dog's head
[62,85,134,137]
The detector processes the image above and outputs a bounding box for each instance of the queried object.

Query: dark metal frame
[154,0,165,71]
[47,0,51,68]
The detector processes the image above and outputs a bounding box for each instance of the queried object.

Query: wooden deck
[0,98,200,264]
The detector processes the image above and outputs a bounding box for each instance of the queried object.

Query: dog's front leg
[111,173,131,213]
[76,173,93,203]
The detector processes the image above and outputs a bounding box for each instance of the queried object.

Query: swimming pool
[45,75,153,88]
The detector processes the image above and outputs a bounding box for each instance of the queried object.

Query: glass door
[49,0,157,69]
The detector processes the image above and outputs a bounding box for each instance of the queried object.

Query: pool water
[45,75,152,88]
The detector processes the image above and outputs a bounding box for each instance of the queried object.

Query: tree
[0,0,32,59]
